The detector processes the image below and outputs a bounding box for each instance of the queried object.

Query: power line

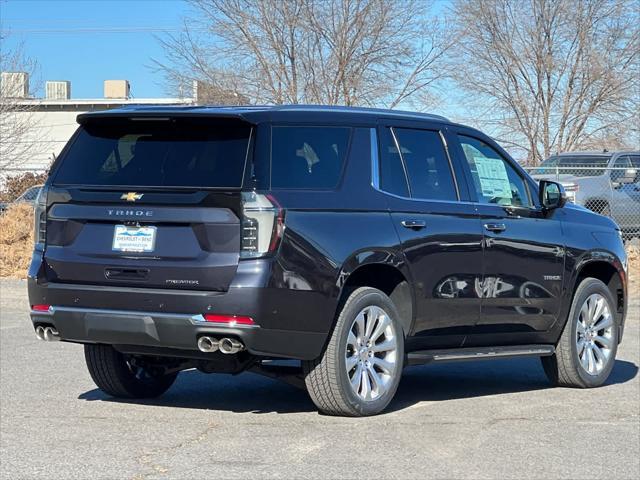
[2,26,205,34]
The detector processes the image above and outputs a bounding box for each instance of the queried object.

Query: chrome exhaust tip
[35,326,46,341]
[197,336,219,353]
[43,326,60,342]
[219,337,244,355]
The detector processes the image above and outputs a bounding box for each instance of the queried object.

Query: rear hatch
[43,115,252,291]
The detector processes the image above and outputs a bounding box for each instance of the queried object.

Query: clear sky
[1,0,191,98]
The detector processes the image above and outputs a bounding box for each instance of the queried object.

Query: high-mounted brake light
[240,192,284,258]
[203,314,255,326]
[31,304,51,312]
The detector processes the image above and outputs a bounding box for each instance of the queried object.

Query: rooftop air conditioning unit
[46,81,71,100]
[0,72,29,98]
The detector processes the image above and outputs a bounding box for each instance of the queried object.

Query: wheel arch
[336,253,414,336]
[567,252,626,340]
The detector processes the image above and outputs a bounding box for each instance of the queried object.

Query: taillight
[31,304,51,312]
[240,192,284,258]
[34,184,48,248]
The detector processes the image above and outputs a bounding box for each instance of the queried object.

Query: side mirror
[539,180,567,210]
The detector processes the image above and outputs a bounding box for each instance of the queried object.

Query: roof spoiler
[76,109,254,125]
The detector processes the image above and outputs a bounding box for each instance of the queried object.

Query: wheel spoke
[587,346,596,373]
[369,314,390,344]
[576,338,587,356]
[367,365,383,395]
[372,356,395,375]
[592,297,605,324]
[350,364,363,390]
[346,354,358,372]
[347,330,358,348]
[591,343,607,364]
[360,368,372,400]
[587,297,597,324]
[576,321,586,335]
[580,344,590,370]
[592,314,613,333]
[594,335,612,349]
[580,302,589,324]
[354,311,366,339]
[364,307,379,339]
[371,338,395,353]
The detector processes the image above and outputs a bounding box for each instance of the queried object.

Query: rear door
[44,116,253,291]
[451,130,565,341]
[375,122,483,349]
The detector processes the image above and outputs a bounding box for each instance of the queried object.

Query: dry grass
[0,204,34,278]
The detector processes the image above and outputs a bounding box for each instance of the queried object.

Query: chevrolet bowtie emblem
[121,192,144,202]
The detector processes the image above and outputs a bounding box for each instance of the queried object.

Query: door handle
[401,220,426,230]
[484,223,506,233]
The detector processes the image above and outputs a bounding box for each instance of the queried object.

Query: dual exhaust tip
[197,336,244,355]
[35,325,60,342]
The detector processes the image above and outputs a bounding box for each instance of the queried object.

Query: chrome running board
[407,344,555,366]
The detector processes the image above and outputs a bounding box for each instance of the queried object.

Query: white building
[0,74,194,182]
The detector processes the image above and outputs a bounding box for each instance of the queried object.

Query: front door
[452,132,564,344]
[374,125,483,350]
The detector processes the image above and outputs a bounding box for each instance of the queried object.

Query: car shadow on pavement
[78,358,638,415]
[388,357,638,413]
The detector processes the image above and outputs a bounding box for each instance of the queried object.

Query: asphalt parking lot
[1,278,638,480]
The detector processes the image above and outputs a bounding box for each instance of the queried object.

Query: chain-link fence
[526,162,640,240]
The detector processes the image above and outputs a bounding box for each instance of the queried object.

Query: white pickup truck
[530,151,640,239]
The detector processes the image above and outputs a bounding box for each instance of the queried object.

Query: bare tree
[153,0,453,108]
[452,0,640,164]
[0,36,43,172]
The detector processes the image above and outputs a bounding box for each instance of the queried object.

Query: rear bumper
[28,276,332,360]
[29,305,325,360]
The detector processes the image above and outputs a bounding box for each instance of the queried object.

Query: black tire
[542,278,618,388]
[303,287,405,417]
[84,344,177,398]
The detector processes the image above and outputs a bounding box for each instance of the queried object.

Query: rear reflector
[31,304,51,312]
[203,314,255,326]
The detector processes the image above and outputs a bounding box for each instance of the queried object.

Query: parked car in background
[0,184,43,215]
[529,151,640,238]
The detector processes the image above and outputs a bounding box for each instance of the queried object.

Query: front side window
[611,155,640,182]
[271,126,351,189]
[458,135,532,208]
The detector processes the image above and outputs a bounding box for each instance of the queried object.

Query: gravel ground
[1,278,638,480]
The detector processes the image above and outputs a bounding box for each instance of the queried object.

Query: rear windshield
[534,155,611,176]
[53,119,252,188]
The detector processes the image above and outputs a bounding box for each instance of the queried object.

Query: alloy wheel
[576,293,614,376]
[345,306,399,401]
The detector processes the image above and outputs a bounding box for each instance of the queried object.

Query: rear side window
[391,128,457,201]
[53,119,252,188]
[271,126,351,189]
[378,127,410,197]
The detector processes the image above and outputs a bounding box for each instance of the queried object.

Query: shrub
[0,203,34,277]
[0,171,49,203]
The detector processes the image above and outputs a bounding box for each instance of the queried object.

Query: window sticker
[473,155,512,199]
